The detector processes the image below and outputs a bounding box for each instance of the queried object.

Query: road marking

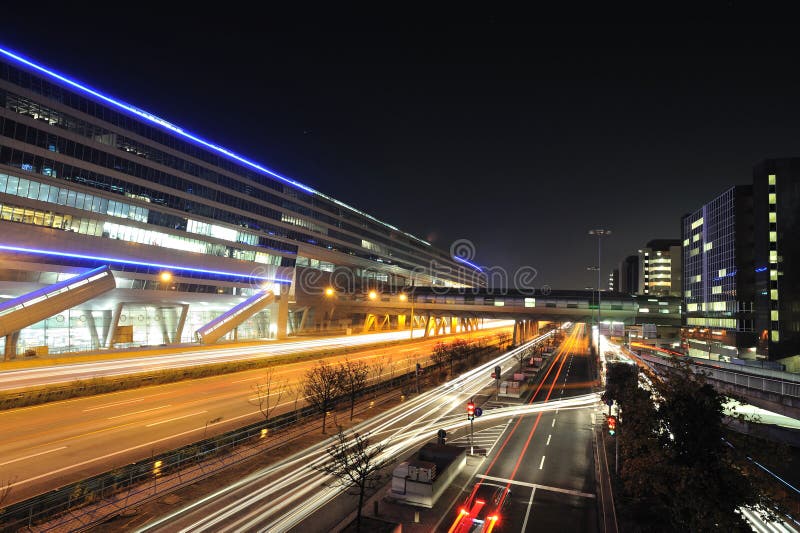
[231,376,261,383]
[476,474,595,499]
[146,410,208,427]
[82,398,145,411]
[108,405,171,419]
[539,456,546,469]
[546,434,551,446]
[521,486,537,532]
[552,418,556,427]
[0,446,67,466]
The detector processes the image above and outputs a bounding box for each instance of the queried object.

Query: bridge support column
[424,314,433,337]
[398,314,406,330]
[451,317,458,334]
[174,304,189,343]
[512,320,519,346]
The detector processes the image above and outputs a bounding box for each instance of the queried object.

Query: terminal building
[0,47,482,357]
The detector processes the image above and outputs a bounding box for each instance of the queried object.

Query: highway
[134,328,599,532]
[443,324,599,532]
[0,322,510,391]
[0,326,509,505]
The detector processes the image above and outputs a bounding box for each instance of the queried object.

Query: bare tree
[0,477,13,510]
[370,355,387,398]
[303,361,342,433]
[249,368,287,422]
[339,359,369,420]
[315,429,388,532]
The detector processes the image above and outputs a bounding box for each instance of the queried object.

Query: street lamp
[588,229,611,331]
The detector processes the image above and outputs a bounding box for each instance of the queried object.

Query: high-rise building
[752,158,800,361]
[0,47,481,356]
[682,186,755,360]
[609,268,619,292]
[637,239,682,297]
[618,255,639,295]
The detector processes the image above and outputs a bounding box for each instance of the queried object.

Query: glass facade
[681,186,755,360]
[0,47,481,355]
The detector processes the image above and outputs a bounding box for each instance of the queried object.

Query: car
[449,482,511,532]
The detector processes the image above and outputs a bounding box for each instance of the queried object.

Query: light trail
[136,328,582,532]
[0,321,514,391]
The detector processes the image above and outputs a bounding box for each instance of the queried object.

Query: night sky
[2,10,799,290]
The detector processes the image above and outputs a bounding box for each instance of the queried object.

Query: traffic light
[495,366,501,379]
[607,415,617,436]
[467,400,475,420]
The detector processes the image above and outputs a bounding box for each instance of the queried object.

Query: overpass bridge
[292,286,680,343]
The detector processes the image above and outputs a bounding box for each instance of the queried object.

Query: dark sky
[2,9,799,290]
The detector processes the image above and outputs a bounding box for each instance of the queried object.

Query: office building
[618,255,639,295]
[0,47,480,356]
[638,239,682,297]
[682,186,755,360]
[752,159,800,361]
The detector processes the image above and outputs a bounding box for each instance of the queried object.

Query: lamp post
[588,229,611,335]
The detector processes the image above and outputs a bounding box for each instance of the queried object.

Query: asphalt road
[443,324,599,532]
[0,327,509,505]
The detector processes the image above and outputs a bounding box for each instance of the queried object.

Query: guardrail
[630,349,800,400]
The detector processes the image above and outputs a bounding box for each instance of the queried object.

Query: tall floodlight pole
[589,229,611,346]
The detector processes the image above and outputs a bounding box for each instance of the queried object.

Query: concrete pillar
[84,311,101,349]
[512,320,519,346]
[397,314,406,330]
[105,302,124,348]
[4,331,20,361]
[270,283,290,339]
[100,310,112,345]
[298,307,309,333]
[451,317,458,334]
[157,307,171,344]
[175,304,190,343]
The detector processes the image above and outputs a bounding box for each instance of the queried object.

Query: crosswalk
[446,422,510,454]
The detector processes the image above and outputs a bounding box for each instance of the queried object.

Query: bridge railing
[630,349,800,400]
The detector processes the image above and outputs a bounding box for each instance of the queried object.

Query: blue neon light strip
[453,255,483,272]
[0,46,432,249]
[0,244,292,283]
[755,266,767,273]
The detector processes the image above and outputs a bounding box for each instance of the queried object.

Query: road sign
[474,407,483,417]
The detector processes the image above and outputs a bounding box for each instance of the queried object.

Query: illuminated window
[639,308,650,313]
[703,242,713,252]
[771,310,779,321]
[770,269,778,281]
[771,330,780,342]
[769,193,776,204]
[769,250,778,263]
[685,290,691,297]
[769,212,777,223]
[769,231,777,242]
[524,298,535,308]
[712,286,722,294]
[687,303,698,312]
[693,233,700,242]
[691,218,704,230]
[768,174,776,185]
[683,238,690,247]
[718,269,726,277]
[771,289,779,301]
